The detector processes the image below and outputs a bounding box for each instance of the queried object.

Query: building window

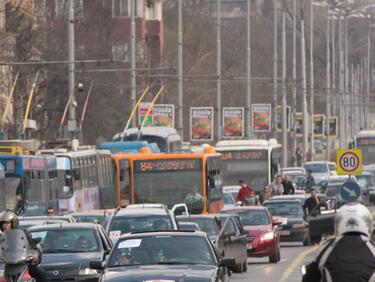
[36,0,46,18]
[55,0,83,18]
[112,43,129,62]
[112,0,141,18]
[136,43,145,61]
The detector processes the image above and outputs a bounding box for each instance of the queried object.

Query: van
[302,161,331,184]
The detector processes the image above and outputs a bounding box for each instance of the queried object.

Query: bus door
[206,156,223,213]
[118,159,131,207]
[98,153,116,209]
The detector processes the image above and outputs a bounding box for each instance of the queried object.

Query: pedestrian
[304,169,315,191]
[46,207,54,216]
[270,175,284,196]
[259,185,272,205]
[236,180,255,205]
[303,189,320,215]
[296,147,303,167]
[302,203,375,282]
[282,175,295,195]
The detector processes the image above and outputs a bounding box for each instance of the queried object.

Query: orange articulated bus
[112,147,224,214]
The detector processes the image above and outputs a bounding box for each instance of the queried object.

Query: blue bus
[0,147,59,215]
[98,141,160,154]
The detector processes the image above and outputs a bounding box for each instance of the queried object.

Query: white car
[303,161,331,184]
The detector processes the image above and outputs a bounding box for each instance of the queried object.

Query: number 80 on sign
[336,149,362,175]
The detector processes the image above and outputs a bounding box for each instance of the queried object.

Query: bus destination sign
[357,138,375,146]
[220,150,267,161]
[134,158,202,172]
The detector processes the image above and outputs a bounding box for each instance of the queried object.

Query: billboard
[276,105,291,132]
[138,102,153,126]
[223,107,244,138]
[327,116,338,136]
[313,115,325,137]
[190,107,214,141]
[252,104,271,132]
[153,104,175,127]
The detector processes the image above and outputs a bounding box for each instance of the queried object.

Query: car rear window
[304,164,328,173]
[109,215,173,235]
[223,210,270,226]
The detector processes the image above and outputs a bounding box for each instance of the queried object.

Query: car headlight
[79,268,98,276]
[260,232,274,241]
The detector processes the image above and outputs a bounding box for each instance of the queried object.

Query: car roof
[177,214,219,219]
[28,222,98,231]
[70,212,107,216]
[118,230,207,240]
[113,208,170,216]
[222,206,267,212]
[264,199,302,204]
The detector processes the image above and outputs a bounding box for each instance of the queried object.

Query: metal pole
[345,16,349,139]
[292,0,297,165]
[351,64,354,136]
[282,12,287,167]
[68,0,76,135]
[301,20,308,163]
[339,16,345,149]
[273,0,278,134]
[216,0,222,140]
[361,60,365,129]
[246,0,252,138]
[332,15,336,117]
[367,21,371,130]
[310,0,314,161]
[326,5,331,158]
[177,0,183,139]
[130,0,136,127]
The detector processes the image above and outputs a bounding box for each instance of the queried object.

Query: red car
[221,206,281,263]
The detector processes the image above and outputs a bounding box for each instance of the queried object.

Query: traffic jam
[0,130,373,281]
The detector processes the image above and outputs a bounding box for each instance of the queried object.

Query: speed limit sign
[336,149,362,175]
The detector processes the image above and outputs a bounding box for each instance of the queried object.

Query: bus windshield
[220,150,268,190]
[133,159,203,209]
[356,137,375,165]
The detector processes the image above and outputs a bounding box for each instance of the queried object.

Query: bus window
[206,157,223,202]
[119,160,131,205]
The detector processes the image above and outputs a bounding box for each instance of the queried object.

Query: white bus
[215,139,282,192]
[352,130,375,166]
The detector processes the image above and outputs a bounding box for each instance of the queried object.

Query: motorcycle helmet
[335,203,373,237]
[0,210,19,229]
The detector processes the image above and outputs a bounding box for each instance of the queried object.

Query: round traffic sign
[339,152,360,173]
[340,181,362,203]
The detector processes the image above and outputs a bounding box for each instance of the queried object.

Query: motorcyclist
[0,210,42,280]
[302,203,375,282]
[236,180,255,206]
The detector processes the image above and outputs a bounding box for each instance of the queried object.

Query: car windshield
[177,217,218,236]
[29,229,99,253]
[72,215,106,225]
[108,215,173,235]
[224,193,235,205]
[325,185,341,197]
[264,202,304,217]
[328,164,336,172]
[356,175,375,187]
[222,209,270,226]
[303,163,328,173]
[108,235,215,267]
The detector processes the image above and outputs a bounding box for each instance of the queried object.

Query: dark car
[263,200,309,246]
[176,214,247,273]
[178,221,201,231]
[71,212,109,227]
[20,215,77,223]
[356,172,375,204]
[90,231,235,282]
[106,204,179,243]
[19,219,67,231]
[28,223,112,282]
[221,206,281,263]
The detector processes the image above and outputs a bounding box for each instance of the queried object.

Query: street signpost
[336,149,362,176]
[340,181,362,203]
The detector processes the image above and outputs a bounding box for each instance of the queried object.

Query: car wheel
[303,234,311,246]
[242,260,248,272]
[235,262,243,273]
[269,248,280,263]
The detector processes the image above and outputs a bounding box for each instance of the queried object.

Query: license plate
[280,230,290,236]
[247,244,252,249]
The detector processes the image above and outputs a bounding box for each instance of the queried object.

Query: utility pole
[339,16,345,149]
[326,5,331,158]
[273,0,278,134]
[367,20,371,130]
[282,12,287,167]
[301,20,308,163]
[68,0,76,137]
[309,0,314,161]
[332,15,336,117]
[351,64,354,136]
[177,0,183,139]
[130,0,136,127]
[216,0,222,140]
[246,0,252,138]
[345,16,349,139]
[292,0,297,165]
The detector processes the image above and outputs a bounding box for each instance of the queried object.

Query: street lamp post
[310,0,315,160]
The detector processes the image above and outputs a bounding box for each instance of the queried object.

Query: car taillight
[0,271,33,282]
[0,276,6,282]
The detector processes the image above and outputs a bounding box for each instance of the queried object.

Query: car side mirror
[32,237,42,244]
[272,218,282,226]
[104,249,110,255]
[219,257,236,271]
[89,261,104,271]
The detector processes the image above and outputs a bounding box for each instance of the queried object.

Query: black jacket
[303,234,375,282]
[303,197,320,215]
[282,180,294,195]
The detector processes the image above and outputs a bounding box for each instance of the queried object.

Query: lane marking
[279,245,319,282]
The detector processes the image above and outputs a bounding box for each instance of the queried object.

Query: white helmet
[335,203,373,237]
